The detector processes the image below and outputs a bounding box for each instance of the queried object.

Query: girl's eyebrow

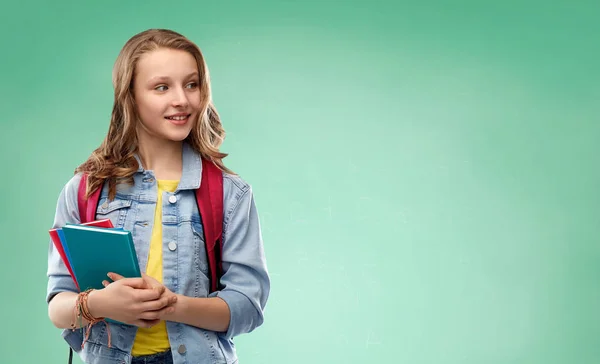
[147,72,199,84]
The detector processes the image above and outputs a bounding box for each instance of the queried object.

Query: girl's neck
[137,139,183,181]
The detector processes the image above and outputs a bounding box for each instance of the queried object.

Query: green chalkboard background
[0,1,598,363]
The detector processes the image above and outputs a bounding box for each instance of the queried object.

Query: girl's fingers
[114,277,149,289]
[140,294,175,312]
[108,272,125,281]
[134,285,165,302]
[138,306,175,321]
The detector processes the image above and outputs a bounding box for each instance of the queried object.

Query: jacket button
[168,195,177,204]
[177,344,186,354]
[168,242,177,251]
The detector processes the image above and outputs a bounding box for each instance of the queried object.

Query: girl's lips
[165,114,191,125]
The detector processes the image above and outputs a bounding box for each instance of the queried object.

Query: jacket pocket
[95,197,132,228]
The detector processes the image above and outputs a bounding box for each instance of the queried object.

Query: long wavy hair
[76,28,233,200]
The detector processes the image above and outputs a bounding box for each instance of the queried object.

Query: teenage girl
[46,28,270,364]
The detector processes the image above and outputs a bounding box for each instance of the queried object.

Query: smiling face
[133,47,202,147]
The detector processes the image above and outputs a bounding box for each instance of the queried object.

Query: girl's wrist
[86,289,105,319]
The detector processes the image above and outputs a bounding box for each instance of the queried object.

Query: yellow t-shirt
[131,179,179,356]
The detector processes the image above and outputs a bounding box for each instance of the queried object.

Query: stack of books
[49,219,141,292]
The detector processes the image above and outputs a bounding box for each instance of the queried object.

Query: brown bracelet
[72,289,112,349]
[80,289,99,322]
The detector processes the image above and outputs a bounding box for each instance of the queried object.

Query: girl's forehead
[136,48,198,78]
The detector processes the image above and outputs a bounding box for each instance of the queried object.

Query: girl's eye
[155,85,168,91]
[186,82,198,89]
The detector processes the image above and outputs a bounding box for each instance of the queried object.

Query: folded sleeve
[209,185,271,340]
[46,174,83,303]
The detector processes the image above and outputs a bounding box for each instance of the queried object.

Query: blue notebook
[60,224,142,292]
[56,229,73,274]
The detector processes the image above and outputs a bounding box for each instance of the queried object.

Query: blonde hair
[76,28,232,200]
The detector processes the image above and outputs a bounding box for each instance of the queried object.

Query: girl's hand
[90,275,175,328]
[102,272,178,323]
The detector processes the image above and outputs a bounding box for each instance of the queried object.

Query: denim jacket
[46,143,270,364]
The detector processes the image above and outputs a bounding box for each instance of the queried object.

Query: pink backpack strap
[196,158,224,293]
[77,174,102,223]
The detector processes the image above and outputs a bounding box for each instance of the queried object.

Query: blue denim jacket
[46,143,270,364]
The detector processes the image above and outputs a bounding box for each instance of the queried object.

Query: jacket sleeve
[46,174,83,303]
[209,185,271,340]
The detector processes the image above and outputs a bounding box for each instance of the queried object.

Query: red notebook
[49,219,114,291]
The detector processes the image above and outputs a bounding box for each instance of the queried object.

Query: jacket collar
[133,142,202,191]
